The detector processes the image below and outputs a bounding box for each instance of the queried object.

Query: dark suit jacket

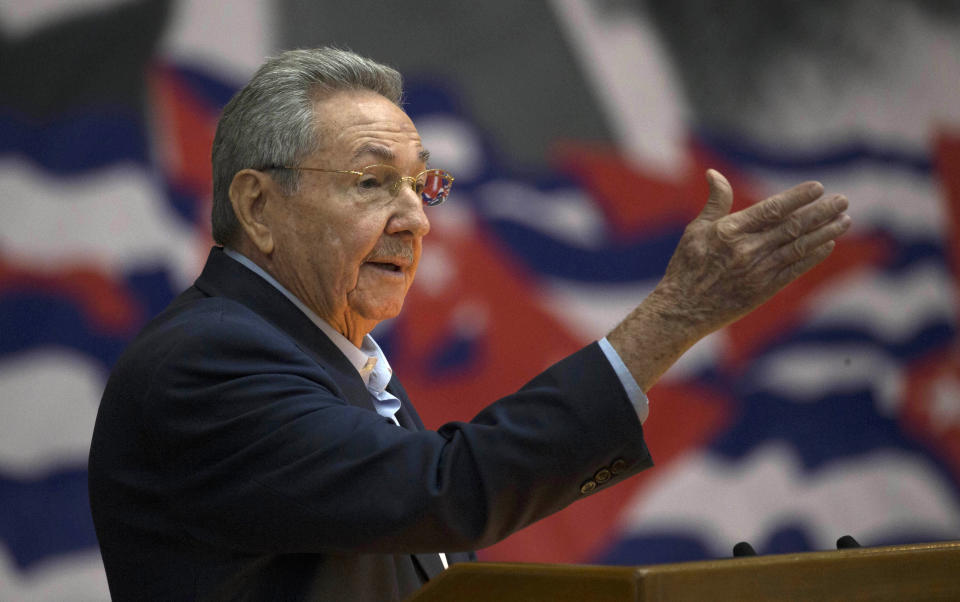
[89,247,653,601]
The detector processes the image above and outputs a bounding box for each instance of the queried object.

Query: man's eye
[357,176,382,189]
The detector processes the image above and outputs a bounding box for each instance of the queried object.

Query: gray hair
[210,47,404,246]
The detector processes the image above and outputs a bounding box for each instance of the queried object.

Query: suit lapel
[196,248,454,582]
[387,377,425,432]
[193,247,375,413]
[385,377,448,580]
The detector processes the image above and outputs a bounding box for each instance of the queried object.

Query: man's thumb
[697,169,733,222]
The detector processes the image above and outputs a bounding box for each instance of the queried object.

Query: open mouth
[366,261,402,273]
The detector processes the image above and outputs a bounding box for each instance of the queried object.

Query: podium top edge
[457,540,960,576]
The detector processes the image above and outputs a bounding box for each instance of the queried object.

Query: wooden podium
[407,541,960,601]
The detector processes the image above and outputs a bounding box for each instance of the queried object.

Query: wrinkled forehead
[312,89,427,167]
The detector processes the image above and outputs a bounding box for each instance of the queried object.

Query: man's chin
[348,298,406,326]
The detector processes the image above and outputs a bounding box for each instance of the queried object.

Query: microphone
[836,535,861,549]
[733,541,757,557]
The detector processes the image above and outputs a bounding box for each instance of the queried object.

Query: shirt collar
[222,247,391,388]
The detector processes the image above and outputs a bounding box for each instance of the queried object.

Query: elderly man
[89,48,850,601]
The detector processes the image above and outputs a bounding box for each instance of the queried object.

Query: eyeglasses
[268,164,454,206]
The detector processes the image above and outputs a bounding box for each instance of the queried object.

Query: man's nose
[387,183,431,237]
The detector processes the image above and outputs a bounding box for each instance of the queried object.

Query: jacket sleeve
[136,298,653,555]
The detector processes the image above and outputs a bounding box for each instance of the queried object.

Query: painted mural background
[3,1,960,598]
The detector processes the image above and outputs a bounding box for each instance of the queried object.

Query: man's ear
[229,169,275,255]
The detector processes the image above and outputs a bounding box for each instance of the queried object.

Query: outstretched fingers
[772,239,837,290]
[766,211,852,273]
[766,193,849,248]
[735,180,826,233]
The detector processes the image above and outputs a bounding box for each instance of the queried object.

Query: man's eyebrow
[350,144,431,165]
[352,144,394,163]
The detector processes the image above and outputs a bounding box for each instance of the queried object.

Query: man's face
[266,89,431,342]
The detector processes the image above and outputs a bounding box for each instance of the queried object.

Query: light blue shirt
[222,248,648,424]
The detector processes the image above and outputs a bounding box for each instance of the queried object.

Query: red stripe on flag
[0,254,141,335]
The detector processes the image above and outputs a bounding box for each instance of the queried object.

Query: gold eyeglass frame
[272,164,454,206]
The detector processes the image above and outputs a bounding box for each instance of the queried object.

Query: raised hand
[607,169,851,391]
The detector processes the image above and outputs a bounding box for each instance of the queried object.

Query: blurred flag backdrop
[2,1,960,599]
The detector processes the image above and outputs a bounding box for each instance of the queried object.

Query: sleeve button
[594,468,612,483]
[580,480,598,494]
[610,459,627,475]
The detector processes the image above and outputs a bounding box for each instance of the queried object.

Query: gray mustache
[365,239,414,263]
